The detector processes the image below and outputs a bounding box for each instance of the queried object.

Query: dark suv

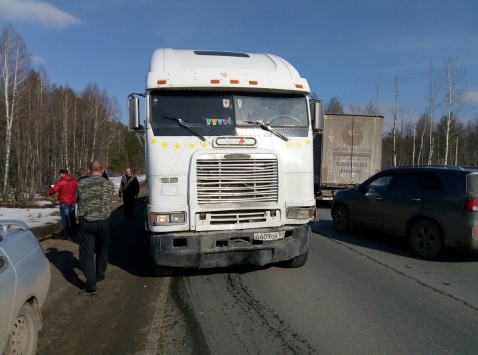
[331,166,478,259]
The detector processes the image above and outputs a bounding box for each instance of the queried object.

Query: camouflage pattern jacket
[75,175,115,221]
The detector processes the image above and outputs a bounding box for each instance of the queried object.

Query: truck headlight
[150,212,186,225]
[286,207,315,219]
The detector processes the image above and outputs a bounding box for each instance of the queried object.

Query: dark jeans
[78,216,111,291]
[60,203,76,238]
[123,194,135,217]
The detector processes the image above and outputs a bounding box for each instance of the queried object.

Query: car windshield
[150,91,308,128]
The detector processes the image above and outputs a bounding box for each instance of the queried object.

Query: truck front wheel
[280,250,309,268]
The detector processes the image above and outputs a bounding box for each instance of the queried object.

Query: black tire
[281,250,309,268]
[5,302,38,355]
[332,204,351,232]
[409,219,445,260]
[155,264,174,277]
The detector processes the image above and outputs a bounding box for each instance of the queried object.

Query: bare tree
[415,114,429,165]
[425,62,439,165]
[442,56,465,165]
[325,97,344,114]
[391,75,401,167]
[0,24,31,200]
[372,80,381,115]
[349,82,381,115]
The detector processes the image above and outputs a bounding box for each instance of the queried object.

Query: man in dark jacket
[49,169,78,240]
[118,168,140,219]
[76,160,115,295]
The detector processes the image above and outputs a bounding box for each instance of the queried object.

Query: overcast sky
[1,0,477,130]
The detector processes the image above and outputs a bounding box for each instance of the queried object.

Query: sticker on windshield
[204,117,232,126]
[223,99,230,108]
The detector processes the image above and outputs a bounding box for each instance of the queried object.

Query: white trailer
[129,49,320,275]
[314,113,383,200]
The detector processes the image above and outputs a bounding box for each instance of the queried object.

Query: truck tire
[280,250,309,268]
[332,204,351,232]
[5,302,38,355]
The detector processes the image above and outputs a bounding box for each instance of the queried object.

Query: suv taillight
[465,197,478,212]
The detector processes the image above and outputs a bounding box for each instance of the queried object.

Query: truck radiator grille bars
[196,154,278,204]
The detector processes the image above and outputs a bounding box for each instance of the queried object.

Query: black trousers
[123,194,135,217]
[78,216,111,291]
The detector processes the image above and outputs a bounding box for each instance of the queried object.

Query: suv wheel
[332,204,351,232]
[409,219,445,259]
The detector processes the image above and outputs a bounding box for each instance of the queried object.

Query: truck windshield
[150,91,308,128]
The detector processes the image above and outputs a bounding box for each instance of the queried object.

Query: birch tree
[425,62,438,165]
[0,24,30,200]
[442,56,464,165]
[415,114,429,165]
[391,75,400,167]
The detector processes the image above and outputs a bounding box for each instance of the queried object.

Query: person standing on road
[75,160,115,296]
[118,168,140,220]
[49,169,78,240]
[77,169,88,181]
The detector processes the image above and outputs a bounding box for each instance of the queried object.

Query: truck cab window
[150,91,308,128]
[235,95,308,127]
[151,91,234,127]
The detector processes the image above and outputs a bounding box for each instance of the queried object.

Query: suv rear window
[467,173,478,194]
[438,170,467,195]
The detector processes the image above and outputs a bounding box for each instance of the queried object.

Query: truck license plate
[253,231,285,241]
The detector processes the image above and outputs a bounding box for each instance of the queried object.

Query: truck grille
[196,154,278,204]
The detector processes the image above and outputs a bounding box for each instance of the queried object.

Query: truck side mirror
[128,96,140,130]
[311,99,324,133]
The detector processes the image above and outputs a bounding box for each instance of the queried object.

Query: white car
[0,220,51,355]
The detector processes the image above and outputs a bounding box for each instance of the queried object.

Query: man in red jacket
[49,169,78,240]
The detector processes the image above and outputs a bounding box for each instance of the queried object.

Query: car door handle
[374,197,383,201]
[411,198,422,202]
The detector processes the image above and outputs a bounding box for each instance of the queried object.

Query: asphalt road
[36,202,478,354]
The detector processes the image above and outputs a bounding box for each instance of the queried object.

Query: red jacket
[49,174,78,204]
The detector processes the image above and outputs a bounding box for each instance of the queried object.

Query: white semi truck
[128,48,321,275]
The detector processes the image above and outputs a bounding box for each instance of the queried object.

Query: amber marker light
[211,79,220,84]
[295,84,304,89]
[249,80,258,85]
[157,80,167,85]
[230,79,240,84]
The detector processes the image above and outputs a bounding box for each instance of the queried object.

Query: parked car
[331,166,478,259]
[0,220,51,355]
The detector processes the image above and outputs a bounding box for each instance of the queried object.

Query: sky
[0,0,477,131]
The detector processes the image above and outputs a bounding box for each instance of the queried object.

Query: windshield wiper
[162,116,206,142]
[243,120,289,141]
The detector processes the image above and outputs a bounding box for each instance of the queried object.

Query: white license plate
[253,231,285,241]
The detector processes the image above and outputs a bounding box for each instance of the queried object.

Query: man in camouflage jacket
[75,160,115,295]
